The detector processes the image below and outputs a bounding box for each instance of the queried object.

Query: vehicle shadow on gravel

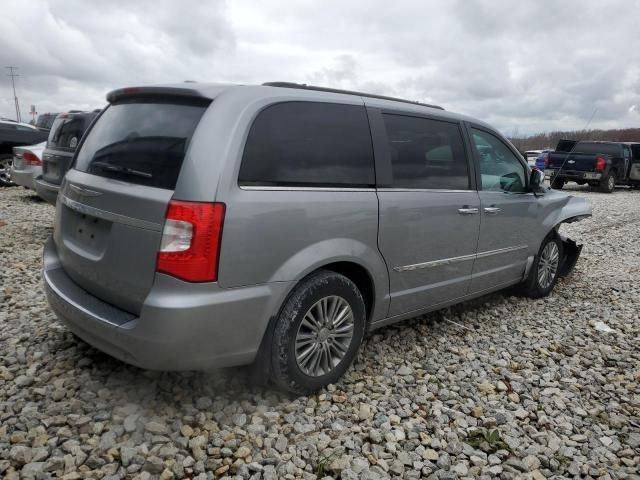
[17,192,47,204]
[50,289,517,409]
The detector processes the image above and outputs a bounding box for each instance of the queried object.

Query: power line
[6,65,21,122]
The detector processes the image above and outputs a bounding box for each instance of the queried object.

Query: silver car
[43,82,592,394]
[11,142,46,190]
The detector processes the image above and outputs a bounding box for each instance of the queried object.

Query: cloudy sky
[1,0,639,136]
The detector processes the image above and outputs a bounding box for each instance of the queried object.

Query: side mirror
[529,168,545,192]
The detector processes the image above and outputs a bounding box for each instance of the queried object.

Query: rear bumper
[43,237,292,370]
[545,169,602,182]
[10,167,41,190]
[34,177,60,205]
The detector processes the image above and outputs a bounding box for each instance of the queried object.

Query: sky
[1,0,639,136]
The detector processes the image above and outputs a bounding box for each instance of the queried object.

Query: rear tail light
[22,152,42,166]
[595,156,606,172]
[156,200,225,282]
[543,153,550,168]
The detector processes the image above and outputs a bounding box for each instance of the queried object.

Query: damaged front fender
[538,192,592,278]
[558,234,583,277]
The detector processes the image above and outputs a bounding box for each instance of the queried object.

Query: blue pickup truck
[544,140,640,193]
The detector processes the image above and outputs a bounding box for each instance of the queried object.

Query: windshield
[74,101,207,189]
[47,115,94,150]
[573,142,621,156]
[36,114,58,129]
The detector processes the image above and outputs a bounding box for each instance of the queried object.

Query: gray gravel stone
[0,185,639,478]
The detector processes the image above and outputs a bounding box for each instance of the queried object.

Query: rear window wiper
[91,161,153,179]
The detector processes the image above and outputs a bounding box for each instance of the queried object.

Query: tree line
[509,128,640,152]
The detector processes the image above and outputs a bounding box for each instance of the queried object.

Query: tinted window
[239,102,374,187]
[471,128,527,193]
[36,114,58,129]
[48,115,95,150]
[75,101,207,190]
[631,145,640,162]
[0,123,16,131]
[574,142,621,156]
[17,124,35,131]
[382,114,469,190]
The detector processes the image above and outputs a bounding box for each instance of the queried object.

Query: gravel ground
[0,185,639,480]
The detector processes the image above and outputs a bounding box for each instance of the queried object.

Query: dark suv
[35,113,62,133]
[35,110,100,204]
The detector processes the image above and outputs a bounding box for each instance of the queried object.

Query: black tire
[270,270,366,395]
[550,176,564,189]
[0,154,14,187]
[598,171,616,193]
[519,233,563,298]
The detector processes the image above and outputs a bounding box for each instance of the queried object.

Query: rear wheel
[270,270,366,395]
[0,154,14,187]
[598,171,616,193]
[519,233,563,298]
[550,176,564,189]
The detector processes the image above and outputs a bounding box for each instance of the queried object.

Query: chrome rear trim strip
[60,195,162,232]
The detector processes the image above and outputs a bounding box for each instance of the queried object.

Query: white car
[11,142,47,190]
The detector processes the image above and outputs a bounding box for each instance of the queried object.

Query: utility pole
[6,66,21,122]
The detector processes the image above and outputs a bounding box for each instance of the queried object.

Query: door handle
[458,206,479,215]
[484,206,501,215]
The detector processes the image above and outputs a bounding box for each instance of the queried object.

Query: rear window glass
[574,142,621,156]
[74,102,207,190]
[48,115,94,150]
[239,102,375,187]
[36,114,57,129]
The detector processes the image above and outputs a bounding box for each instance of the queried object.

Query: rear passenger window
[239,102,374,187]
[382,114,470,190]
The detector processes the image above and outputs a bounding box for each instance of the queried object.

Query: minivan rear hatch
[53,88,211,315]
[42,112,97,185]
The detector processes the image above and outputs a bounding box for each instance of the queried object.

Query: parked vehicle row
[41,82,592,394]
[0,119,49,186]
[5,110,99,197]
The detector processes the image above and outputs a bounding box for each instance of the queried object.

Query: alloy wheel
[537,242,560,289]
[0,157,13,186]
[295,295,355,377]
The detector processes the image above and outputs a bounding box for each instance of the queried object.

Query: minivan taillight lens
[23,152,42,165]
[156,201,225,282]
[595,156,606,172]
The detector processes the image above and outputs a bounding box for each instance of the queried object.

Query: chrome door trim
[475,244,528,259]
[60,195,162,231]
[239,185,376,192]
[393,244,528,272]
[377,188,474,193]
[393,253,476,272]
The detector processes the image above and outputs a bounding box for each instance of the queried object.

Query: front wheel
[270,270,366,395]
[0,154,14,187]
[519,234,563,298]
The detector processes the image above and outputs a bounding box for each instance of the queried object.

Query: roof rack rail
[262,82,444,110]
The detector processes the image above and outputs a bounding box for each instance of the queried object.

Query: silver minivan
[43,82,592,394]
